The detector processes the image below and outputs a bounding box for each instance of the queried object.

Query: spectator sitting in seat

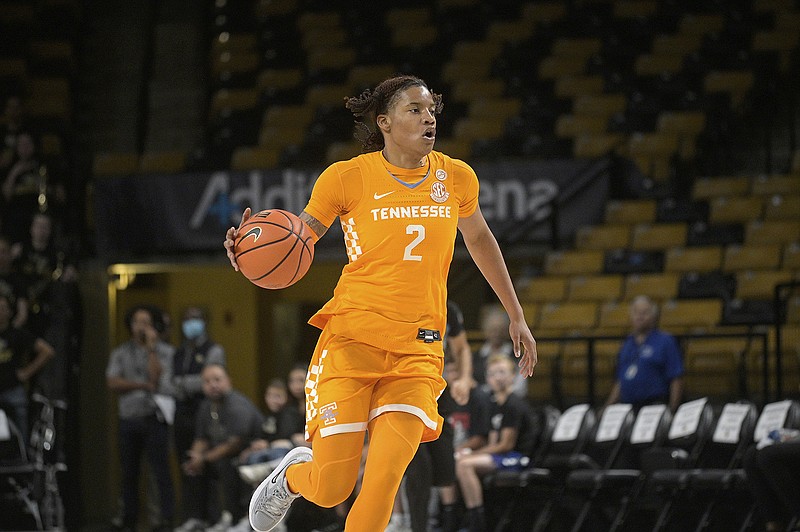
[455,354,536,532]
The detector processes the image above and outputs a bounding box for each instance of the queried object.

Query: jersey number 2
[403,224,425,261]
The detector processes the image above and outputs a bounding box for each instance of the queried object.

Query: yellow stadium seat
[544,250,604,275]
[567,275,624,302]
[262,105,314,128]
[751,174,800,196]
[305,83,350,108]
[787,298,800,324]
[296,11,341,31]
[709,196,764,224]
[468,97,521,120]
[664,246,723,272]
[209,88,259,118]
[210,51,259,77]
[385,7,430,28]
[325,141,362,164]
[630,223,687,250]
[431,138,470,160]
[745,220,800,245]
[678,14,725,34]
[625,132,680,181]
[722,244,782,271]
[575,224,630,249]
[306,47,356,72]
[598,301,631,330]
[450,79,506,104]
[522,303,540,328]
[555,114,608,138]
[538,55,586,80]
[537,301,598,331]
[347,64,396,90]
[704,71,754,108]
[614,0,658,18]
[604,199,657,224]
[735,270,795,299]
[521,276,568,303]
[551,38,602,60]
[391,25,438,49]
[634,54,684,76]
[573,133,626,158]
[692,176,750,200]
[138,150,186,174]
[211,32,257,55]
[754,0,794,12]
[255,0,297,17]
[764,195,800,220]
[684,338,743,397]
[92,152,138,177]
[775,11,800,30]
[657,111,706,160]
[453,118,506,141]
[623,273,680,301]
[258,125,305,149]
[452,41,503,63]
[301,28,348,49]
[660,299,723,329]
[441,58,492,83]
[485,19,534,44]
[752,30,799,53]
[257,68,303,91]
[554,75,605,99]
[783,242,800,270]
[652,33,703,55]
[231,146,280,170]
[521,2,566,23]
[573,93,627,118]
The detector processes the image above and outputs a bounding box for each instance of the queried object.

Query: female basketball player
[224,75,537,532]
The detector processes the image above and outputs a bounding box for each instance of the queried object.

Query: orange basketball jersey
[304,150,479,356]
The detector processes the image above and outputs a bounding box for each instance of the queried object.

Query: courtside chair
[565,404,673,532]
[648,400,758,531]
[690,399,800,531]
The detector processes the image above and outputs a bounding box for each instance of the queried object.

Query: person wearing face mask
[171,306,227,524]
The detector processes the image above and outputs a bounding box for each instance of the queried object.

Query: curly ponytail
[344,75,443,152]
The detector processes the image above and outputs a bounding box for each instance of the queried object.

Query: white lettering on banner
[630,404,667,444]
[370,205,452,221]
[479,179,559,222]
[712,403,751,444]
[189,170,318,229]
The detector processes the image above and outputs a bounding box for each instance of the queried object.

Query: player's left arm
[458,205,537,377]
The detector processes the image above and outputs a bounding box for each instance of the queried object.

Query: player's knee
[308,466,359,507]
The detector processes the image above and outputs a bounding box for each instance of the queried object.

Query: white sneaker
[174,518,207,532]
[249,446,313,532]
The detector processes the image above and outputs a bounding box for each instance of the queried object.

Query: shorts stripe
[319,422,369,437]
[370,404,439,431]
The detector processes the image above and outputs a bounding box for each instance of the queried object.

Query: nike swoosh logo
[373,191,395,200]
[242,227,262,243]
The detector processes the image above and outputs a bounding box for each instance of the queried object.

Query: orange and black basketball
[233,209,315,289]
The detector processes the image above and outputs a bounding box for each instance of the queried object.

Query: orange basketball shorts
[303,328,446,444]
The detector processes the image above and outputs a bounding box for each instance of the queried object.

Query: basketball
[233,209,315,289]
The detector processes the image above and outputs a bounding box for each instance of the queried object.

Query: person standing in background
[171,306,226,523]
[603,295,684,413]
[106,304,175,532]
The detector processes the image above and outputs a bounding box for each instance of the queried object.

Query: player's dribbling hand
[510,318,537,378]
[224,207,251,271]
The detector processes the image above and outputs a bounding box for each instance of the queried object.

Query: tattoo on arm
[299,211,329,239]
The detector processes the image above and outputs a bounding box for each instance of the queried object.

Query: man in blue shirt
[603,295,684,413]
